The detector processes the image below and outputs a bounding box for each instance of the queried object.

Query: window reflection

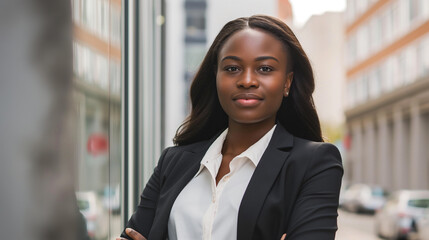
[72,0,122,239]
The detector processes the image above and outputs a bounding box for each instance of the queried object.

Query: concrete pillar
[409,103,426,189]
[364,118,376,185]
[393,108,407,190]
[352,122,363,183]
[377,112,391,190]
[0,0,78,239]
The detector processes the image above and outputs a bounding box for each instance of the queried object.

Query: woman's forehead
[218,28,287,62]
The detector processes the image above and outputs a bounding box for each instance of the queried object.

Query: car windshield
[77,199,90,211]
[372,188,387,197]
[408,199,429,208]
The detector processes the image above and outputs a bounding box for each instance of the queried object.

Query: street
[336,209,382,240]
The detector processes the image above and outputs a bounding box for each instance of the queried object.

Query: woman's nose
[237,69,259,88]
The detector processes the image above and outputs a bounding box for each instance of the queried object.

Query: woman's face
[216,28,293,126]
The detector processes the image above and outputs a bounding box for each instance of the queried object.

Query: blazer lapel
[149,136,219,239]
[237,124,293,240]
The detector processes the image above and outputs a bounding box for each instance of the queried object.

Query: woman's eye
[225,66,239,72]
[259,66,273,72]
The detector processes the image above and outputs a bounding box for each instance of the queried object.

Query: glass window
[392,1,400,38]
[72,0,123,239]
[184,44,206,74]
[406,45,417,83]
[383,57,394,92]
[390,55,400,89]
[421,35,429,76]
[347,79,357,108]
[369,67,382,99]
[377,68,383,93]
[398,52,407,85]
[384,5,393,43]
[409,0,420,22]
[356,76,363,104]
[408,199,429,208]
[185,10,206,39]
[417,41,425,77]
[347,34,357,67]
[346,0,356,23]
[356,26,369,61]
[361,74,369,102]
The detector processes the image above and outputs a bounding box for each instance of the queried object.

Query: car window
[408,199,429,208]
[77,199,90,211]
[372,188,387,197]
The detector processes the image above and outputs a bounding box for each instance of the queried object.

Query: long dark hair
[174,15,323,145]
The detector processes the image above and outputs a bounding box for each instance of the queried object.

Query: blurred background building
[344,0,429,191]
[294,12,346,145]
[72,0,121,201]
[71,0,123,238]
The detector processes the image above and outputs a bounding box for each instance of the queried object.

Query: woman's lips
[233,93,263,107]
[235,98,261,106]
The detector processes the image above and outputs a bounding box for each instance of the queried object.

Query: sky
[289,0,346,27]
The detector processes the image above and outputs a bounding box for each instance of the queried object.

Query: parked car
[102,184,120,215]
[375,190,429,240]
[341,183,388,214]
[417,209,429,240]
[76,191,109,240]
[338,181,350,208]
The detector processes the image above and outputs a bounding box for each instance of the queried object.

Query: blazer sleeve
[286,143,343,240]
[120,147,171,239]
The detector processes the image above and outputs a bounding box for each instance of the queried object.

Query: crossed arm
[117,228,286,240]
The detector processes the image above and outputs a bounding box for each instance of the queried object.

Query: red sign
[344,134,351,151]
[87,133,108,156]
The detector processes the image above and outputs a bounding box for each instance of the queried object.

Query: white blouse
[168,125,276,240]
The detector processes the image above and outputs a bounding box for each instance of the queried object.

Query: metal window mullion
[121,0,139,225]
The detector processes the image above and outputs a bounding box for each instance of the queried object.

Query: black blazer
[121,124,343,240]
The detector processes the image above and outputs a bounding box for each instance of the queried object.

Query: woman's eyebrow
[221,56,241,62]
[255,56,279,62]
[221,56,279,62]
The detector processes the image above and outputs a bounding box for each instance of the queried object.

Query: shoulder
[290,137,343,177]
[157,139,211,166]
[293,137,341,159]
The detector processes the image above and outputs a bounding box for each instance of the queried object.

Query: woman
[118,15,343,240]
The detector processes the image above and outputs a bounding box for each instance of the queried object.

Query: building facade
[344,0,429,191]
[164,0,208,145]
[72,0,122,199]
[294,12,345,143]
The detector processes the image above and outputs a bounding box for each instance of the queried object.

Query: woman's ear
[284,72,294,97]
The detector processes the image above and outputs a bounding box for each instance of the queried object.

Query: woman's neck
[222,121,275,156]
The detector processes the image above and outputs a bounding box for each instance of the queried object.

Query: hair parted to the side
[173,15,323,146]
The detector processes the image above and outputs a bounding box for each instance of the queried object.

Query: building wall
[206,0,276,45]
[165,0,186,146]
[72,0,122,195]
[294,12,346,132]
[165,0,208,146]
[345,0,429,191]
